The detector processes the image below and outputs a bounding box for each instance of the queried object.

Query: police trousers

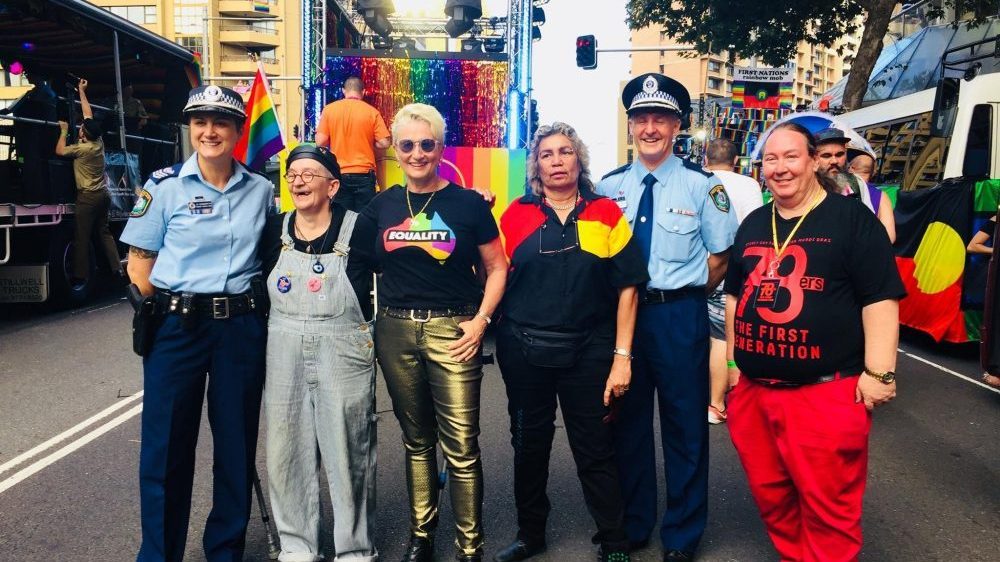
[137,312,266,562]
[375,313,484,556]
[612,293,710,553]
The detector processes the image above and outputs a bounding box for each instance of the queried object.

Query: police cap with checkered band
[622,72,691,122]
[182,85,246,121]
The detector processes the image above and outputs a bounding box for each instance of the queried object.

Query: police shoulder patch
[708,184,731,213]
[601,164,630,180]
[130,188,153,217]
[149,163,182,184]
[681,159,714,178]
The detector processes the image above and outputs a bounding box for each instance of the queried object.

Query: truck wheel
[47,225,94,306]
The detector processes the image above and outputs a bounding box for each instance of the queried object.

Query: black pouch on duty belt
[511,323,591,369]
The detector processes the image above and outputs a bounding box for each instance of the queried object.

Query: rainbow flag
[185,52,203,88]
[235,63,285,171]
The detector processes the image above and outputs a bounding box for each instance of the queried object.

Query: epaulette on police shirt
[681,159,714,178]
[601,164,630,180]
[149,163,183,184]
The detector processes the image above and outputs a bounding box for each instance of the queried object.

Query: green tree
[627,0,998,111]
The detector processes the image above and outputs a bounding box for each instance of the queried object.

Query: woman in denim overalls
[261,145,378,562]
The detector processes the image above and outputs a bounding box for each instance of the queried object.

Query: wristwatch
[863,368,896,384]
[613,347,632,360]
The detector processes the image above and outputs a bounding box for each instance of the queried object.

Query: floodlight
[358,0,395,38]
[444,0,482,38]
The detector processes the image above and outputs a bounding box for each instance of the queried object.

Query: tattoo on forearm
[129,246,158,259]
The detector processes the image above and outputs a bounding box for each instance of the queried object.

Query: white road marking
[0,403,143,495]
[0,391,144,477]
[898,348,1000,394]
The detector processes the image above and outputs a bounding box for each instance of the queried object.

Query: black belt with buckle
[342,170,375,177]
[155,290,256,320]
[748,372,859,388]
[641,286,705,304]
[380,305,478,322]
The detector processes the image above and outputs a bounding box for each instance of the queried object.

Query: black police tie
[634,173,657,262]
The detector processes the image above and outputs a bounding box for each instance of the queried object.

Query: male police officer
[596,73,737,562]
[121,85,275,562]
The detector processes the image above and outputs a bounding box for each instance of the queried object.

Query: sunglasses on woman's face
[396,138,439,154]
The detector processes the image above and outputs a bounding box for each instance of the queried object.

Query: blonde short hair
[527,122,594,195]
[391,103,446,144]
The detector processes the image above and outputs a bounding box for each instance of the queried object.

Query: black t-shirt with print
[259,202,377,320]
[362,182,499,309]
[723,194,906,383]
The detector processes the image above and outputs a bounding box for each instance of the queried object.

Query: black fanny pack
[508,322,591,368]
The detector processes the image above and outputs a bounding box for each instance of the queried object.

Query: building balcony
[219,0,279,19]
[219,56,280,75]
[219,24,280,49]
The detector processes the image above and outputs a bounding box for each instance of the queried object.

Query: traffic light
[576,35,597,69]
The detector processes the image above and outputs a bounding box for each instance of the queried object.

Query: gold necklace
[406,186,440,218]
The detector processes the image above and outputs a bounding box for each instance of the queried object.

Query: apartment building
[91,0,304,137]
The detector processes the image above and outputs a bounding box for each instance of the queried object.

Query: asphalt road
[0,297,997,562]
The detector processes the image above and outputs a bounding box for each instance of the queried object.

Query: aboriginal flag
[893,178,1000,342]
[733,81,782,109]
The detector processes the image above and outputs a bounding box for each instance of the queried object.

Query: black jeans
[495,321,628,549]
[334,171,376,212]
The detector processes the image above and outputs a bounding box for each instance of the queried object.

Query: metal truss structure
[303,0,536,147]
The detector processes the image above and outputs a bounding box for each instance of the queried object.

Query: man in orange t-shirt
[315,76,391,210]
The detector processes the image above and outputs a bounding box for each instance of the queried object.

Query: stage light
[372,36,394,49]
[483,37,505,53]
[462,38,483,52]
[357,0,395,38]
[532,7,545,25]
[395,36,418,50]
[444,0,482,38]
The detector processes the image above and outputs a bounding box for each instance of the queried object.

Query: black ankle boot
[401,535,434,562]
[494,538,547,562]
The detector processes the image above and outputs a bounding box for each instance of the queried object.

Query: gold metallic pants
[376,313,484,555]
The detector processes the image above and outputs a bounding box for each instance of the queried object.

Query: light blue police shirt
[595,155,737,290]
[120,154,276,294]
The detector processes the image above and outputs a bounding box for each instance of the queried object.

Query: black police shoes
[493,538,547,562]
[457,553,483,562]
[401,535,434,562]
[664,550,695,561]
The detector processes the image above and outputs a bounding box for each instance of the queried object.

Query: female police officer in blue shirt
[121,85,276,562]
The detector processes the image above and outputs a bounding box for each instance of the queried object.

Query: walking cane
[252,467,281,560]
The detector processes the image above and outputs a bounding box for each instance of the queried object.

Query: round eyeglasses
[285,170,333,183]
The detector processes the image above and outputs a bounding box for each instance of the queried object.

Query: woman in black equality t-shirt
[362,103,507,562]
[722,123,905,562]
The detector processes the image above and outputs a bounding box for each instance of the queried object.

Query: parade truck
[0,0,199,306]
[834,29,1000,348]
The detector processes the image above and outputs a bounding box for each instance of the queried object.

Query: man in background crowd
[315,76,391,211]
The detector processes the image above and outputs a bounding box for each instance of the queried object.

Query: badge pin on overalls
[277,275,292,293]
[307,277,323,292]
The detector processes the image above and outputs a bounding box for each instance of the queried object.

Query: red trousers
[728,376,871,562]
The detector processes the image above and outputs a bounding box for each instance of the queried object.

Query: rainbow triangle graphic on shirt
[383,212,457,261]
